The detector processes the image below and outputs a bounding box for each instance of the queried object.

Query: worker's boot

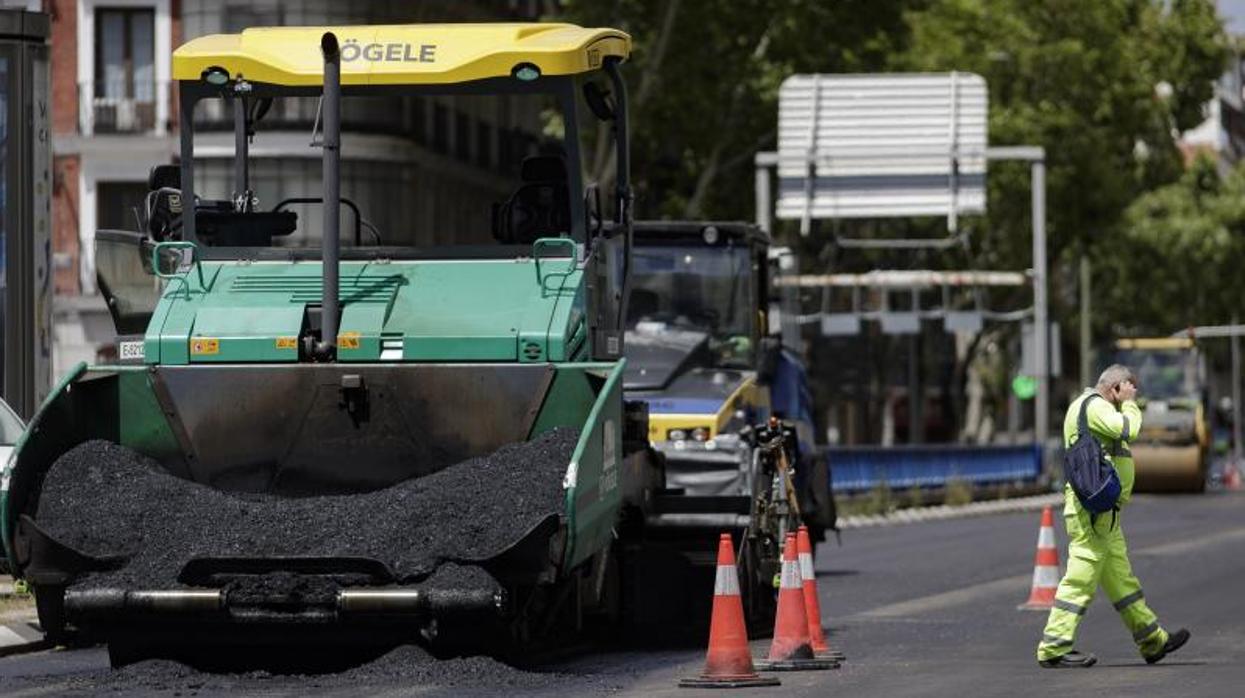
[1038,650,1097,668]
[1144,628,1190,665]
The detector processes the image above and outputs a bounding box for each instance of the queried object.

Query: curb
[0,619,47,657]
[838,493,1062,530]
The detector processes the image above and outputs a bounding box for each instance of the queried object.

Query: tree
[894,0,1228,327]
[1106,156,1245,333]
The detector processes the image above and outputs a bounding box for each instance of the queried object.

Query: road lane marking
[856,575,1030,618]
[853,525,1245,619]
[1132,525,1245,557]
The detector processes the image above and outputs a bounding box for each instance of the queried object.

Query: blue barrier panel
[825,443,1042,492]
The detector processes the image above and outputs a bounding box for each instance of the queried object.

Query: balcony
[78,81,171,136]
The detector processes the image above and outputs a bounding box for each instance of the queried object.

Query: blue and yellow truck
[623,221,834,546]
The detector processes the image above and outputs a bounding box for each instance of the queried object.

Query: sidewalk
[0,575,45,657]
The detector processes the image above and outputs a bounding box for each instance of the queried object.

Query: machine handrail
[273,196,364,246]
[152,241,205,297]
[533,237,578,292]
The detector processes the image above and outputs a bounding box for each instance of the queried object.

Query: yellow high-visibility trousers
[1036,505,1168,661]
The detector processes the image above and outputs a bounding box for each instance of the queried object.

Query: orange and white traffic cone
[754,533,839,671]
[679,533,781,688]
[797,526,844,661]
[1018,505,1060,610]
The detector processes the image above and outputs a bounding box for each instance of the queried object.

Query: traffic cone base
[1018,505,1060,611]
[679,534,782,689]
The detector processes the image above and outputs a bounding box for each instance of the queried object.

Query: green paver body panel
[144,255,584,364]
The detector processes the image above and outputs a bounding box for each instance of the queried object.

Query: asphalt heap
[67,644,625,695]
[35,428,580,592]
[17,428,636,692]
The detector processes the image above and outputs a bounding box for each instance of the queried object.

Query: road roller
[1112,337,1210,493]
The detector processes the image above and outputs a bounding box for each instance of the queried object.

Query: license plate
[119,340,145,361]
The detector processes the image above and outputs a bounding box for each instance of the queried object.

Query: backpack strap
[1079,394,1106,534]
[1077,393,1099,439]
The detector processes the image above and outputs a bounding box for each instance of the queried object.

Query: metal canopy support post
[179,90,198,244]
[233,95,249,205]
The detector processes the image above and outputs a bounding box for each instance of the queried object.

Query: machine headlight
[202,66,231,86]
[691,427,711,442]
[512,63,542,81]
[668,429,687,441]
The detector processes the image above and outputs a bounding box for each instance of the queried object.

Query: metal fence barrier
[825,443,1042,492]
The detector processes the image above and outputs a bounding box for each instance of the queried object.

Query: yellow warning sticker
[190,337,220,355]
[338,332,361,349]
[275,336,298,350]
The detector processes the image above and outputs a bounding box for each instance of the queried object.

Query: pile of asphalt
[65,644,626,695]
[34,429,578,590]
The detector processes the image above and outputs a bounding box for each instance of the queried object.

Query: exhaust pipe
[318,32,342,359]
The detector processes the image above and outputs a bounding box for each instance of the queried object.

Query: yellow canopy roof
[173,23,630,87]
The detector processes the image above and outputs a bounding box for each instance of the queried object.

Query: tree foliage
[1107,156,1245,332]
[894,0,1227,275]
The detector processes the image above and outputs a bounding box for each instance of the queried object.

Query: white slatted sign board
[776,73,988,220]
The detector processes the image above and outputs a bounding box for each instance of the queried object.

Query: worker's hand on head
[1115,380,1137,404]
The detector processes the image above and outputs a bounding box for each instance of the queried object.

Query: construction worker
[1037,364,1190,668]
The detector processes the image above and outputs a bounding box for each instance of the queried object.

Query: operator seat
[143,163,297,246]
[146,165,184,241]
[492,155,571,244]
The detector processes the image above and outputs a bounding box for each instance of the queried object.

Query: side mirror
[583,81,616,122]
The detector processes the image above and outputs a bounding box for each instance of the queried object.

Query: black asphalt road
[3,492,1243,696]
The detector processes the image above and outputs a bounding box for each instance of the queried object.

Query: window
[95,8,154,102]
[97,181,149,232]
[93,8,155,132]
